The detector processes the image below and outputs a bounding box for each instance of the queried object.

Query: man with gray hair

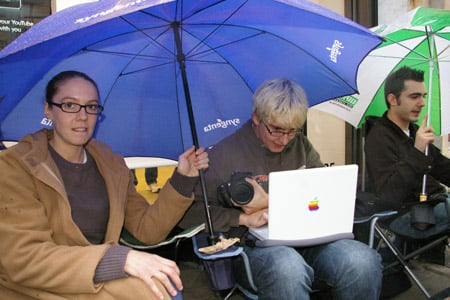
[179,78,382,299]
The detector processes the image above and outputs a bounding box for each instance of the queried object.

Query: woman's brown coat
[0,129,194,299]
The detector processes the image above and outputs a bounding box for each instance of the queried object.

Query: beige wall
[52,0,95,12]
[307,1,347,166]
[313,1,344,14]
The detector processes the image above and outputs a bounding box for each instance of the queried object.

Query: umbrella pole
[172,22,219,245]
[420,26,437,202]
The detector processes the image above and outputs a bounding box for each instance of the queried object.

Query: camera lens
[218,171,254,207]
[230,181,254,205]
[229,172,254,205]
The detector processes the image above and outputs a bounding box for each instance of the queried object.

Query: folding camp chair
[119,223,205,261]
[192,232,258,300]
[192,231,337,300]
[356,115,450,299]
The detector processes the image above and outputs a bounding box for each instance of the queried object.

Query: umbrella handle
[198,169,219,245]
[172,21,219,245]
[420,26,436,202]
[420,145,429,202]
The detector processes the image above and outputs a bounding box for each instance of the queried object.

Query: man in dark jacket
[365,66,450,240]
[364,67,450,264]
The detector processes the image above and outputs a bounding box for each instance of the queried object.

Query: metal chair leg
[374,223,432,299]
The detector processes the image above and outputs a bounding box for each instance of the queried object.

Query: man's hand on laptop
[239,209,268,228]
[232,177,268,215]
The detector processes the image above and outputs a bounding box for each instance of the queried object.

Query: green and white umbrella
[315,6,450,136]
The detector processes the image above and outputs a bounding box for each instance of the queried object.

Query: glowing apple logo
[308,197,319,211]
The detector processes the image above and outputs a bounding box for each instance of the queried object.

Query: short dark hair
[384,66,424,108]
[46,71,99,104]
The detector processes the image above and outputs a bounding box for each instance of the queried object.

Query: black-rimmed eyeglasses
[49,101,104,115]
[263,122,301,138]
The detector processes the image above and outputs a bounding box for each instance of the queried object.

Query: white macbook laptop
[249,164,358,247]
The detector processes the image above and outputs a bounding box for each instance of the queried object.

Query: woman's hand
[177,146,209,177]
[124,250,182,299]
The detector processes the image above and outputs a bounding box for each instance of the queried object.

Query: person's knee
[254,247,313,286]
[247,247,313,298]
[343,243,382,279]
[328,241,382,299]
[98,276,174,299]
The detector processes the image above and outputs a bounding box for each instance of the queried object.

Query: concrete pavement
[391,243,450,300]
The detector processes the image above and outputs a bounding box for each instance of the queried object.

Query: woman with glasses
[178,78,382,299]
[0,70,209,300]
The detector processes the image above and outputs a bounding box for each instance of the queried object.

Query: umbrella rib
[81,16,178,78]
[83,47,171,60]
[119,15,177,57]
[179,1,248,57]
[374,29,450,68]
[82,46,237,79]
[183,23,358,92]
[437,46,450,59]
[128,1,249,67]
[84,47,231,66]
[383,35,430,61]
[177,0,230,22]
[368,54,431,65]
[184,27,263,58]
[84,3,362,94]
[129,0,240,59]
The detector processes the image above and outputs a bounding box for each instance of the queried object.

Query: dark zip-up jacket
[178,119,323,233]
[365,112,450,213]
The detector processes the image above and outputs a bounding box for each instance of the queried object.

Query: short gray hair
[253,79,308,129]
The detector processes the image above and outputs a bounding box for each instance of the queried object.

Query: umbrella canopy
[0,0,382,160]
[315,6,450,136]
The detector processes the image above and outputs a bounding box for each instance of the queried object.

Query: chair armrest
[237,251,258,293]
[354,210,398,224]
[354,210,398,248]
[120,223,205,250]
[192,232,243,260]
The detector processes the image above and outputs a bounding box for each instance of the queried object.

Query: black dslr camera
[217,171,254,207]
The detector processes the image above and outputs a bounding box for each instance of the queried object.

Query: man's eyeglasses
[49,101,104,115]
[263,122,301,138]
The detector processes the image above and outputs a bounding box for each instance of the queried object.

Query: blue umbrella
[0,0,381,158]
[0,0,381,241]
